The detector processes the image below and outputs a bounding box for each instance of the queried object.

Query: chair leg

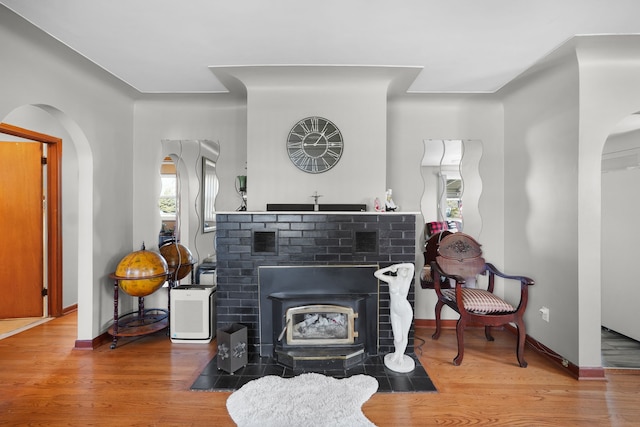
[432,300,444,340]
[515,319,528,368]
[453,318,465,366]
[484,325,495,341]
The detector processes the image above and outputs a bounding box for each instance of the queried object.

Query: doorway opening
[601,112,640,369]
[0,123,62,322]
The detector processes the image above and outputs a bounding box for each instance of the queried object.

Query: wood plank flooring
[1,312,639,426]
[601,327,640,369]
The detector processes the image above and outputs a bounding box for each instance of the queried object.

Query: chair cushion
[442,288,516,314]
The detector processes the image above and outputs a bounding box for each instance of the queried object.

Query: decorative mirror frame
[202,156,218,233]
[421,139,483,240]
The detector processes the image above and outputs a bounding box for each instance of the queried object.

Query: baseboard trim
[414,319,484,328]
[414,319,606,380]
[74,332,111,350]
[506,324,606,380]
[62,304,77,316]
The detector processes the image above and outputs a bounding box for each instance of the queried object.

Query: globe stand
[108,272,169,349]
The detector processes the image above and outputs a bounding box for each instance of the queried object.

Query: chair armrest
[485,263,534,286]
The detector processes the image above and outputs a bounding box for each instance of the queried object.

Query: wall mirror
[159,139,220,266]
[159,156,178,245]
[202,157,219,233]
[421,139,483,243]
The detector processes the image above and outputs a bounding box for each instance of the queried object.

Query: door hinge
[42,157,47,165]
[41,288,48,297]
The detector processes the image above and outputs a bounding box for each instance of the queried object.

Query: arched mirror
[421,139,483,243]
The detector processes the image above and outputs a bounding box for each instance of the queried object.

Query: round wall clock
[286,116,344,174]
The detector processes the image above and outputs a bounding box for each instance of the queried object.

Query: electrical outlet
[539,306,550,322]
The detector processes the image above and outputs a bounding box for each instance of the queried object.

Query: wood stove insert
[259,265,380,369]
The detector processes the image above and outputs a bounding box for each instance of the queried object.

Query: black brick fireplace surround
[215,212,417,357]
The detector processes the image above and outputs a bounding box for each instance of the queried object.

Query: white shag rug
[226,373,379,427]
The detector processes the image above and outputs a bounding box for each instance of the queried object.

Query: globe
[115,247,168,297]
[159,242,195,281]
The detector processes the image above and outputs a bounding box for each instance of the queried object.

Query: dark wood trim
[47,132,63,317]
[0,122,61,144]
[0,122,63,317]
[577,367,608,380]
[74,332,111,350]
[62,304,78,316]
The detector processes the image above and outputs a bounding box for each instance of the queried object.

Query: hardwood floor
[601,327,640,369]
[1,312,639,426]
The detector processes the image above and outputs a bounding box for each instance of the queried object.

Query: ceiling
[2,0,640,94]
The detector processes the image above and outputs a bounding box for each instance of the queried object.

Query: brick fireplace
[214,212,417,357]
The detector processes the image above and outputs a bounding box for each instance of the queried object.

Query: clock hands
[303,131,327,147]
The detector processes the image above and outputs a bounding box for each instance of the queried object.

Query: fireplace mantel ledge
[216,211,420,215]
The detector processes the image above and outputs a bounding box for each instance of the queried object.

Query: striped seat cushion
[442,288,516,314]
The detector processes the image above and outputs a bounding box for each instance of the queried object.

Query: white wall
[132,95,246,244]
[577,36,640,360]
[244,83,388,210]
[387,95,504,320]
[500,43,582,364]
[0,6,137,340]
[498,35,640,368]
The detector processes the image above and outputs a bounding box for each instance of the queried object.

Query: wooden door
[0,141,44,318]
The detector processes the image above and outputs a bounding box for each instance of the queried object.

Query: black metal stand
[108,273,169,349]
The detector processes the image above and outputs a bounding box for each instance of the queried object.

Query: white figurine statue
[385,189,397,212]
[374,262,415,373]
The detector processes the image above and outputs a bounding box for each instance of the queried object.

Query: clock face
[286,116,343,174]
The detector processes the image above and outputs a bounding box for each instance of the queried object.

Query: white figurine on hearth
[374,262,415,373]
[385,189,397,212]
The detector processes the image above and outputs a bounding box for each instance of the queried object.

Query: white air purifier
[170,285,216,343]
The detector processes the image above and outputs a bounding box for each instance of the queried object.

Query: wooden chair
[430,233,534,367]
[420,230,453,289]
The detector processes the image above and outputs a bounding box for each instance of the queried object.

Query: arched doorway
[1,104,95,345]
[601,112,640,368]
